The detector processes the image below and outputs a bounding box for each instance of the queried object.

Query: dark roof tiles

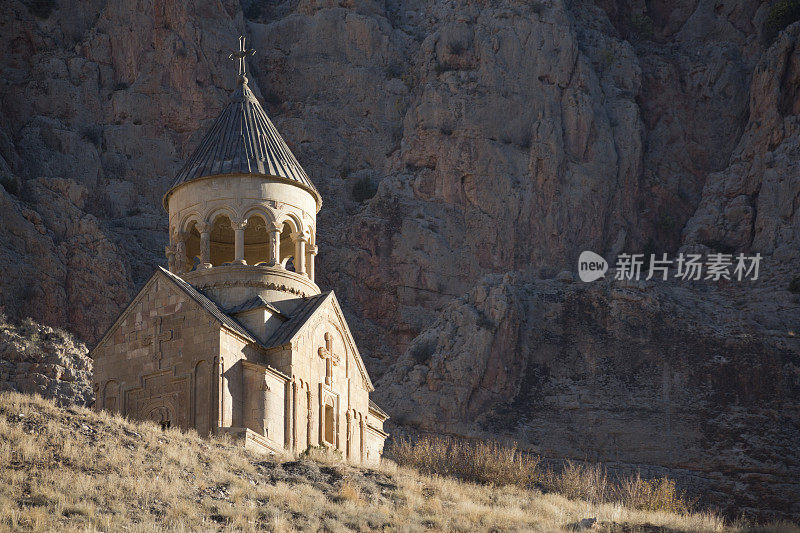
[369,400,389,419]
[158,267,257,343]
[168,81,318,200]
[263,292,331,348]
[226,295,289,319]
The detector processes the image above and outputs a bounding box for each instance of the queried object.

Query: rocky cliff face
[1,0,798,520]
[378,271,800,519]
[0,315,92,406]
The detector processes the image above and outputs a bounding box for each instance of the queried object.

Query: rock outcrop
[0,316,92,407]
[377,271,800,519]
[1,0,799,520]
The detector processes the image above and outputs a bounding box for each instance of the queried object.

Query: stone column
[197,222,212,269]
[165,245,176,273]
[292,232,307,275]
[306,389,312,448]
[175,235,187,274]
[306,244,318,282]
[360,416,365,463]
[232,219,248,265]
[268,222,282,266]
[345,410,352,460]
[291,380,298,454]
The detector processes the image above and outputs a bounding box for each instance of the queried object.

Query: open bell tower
[92,36,387,463]
[163,36,321,316]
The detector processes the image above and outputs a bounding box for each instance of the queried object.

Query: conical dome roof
[165,79,319,207]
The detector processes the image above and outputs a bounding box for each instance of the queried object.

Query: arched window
[184,221,201,271]
[209,214,235,266]
[242,214,269,265]
[324,402,335,445]
[278,219,298,267]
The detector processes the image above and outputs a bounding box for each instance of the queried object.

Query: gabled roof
[93,267,258,353]
[262,291,375,391]
[369,400,389,420]
[93,269,376,392]
[157,267,257,342]
[264,292,331,348]
[226,295,289,319]
[164,80,320,209]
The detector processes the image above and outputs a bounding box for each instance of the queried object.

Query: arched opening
[324,402,335,445]
[209,214,235,266]
[147,405,173,431]
[243,214,270,266]
[103,380,119,413]
[278,220,298,271]
[184,221,201,272]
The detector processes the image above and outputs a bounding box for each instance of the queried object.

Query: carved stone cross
[318,332,340,386]
[141,316,174,368]
[229,35,255,82]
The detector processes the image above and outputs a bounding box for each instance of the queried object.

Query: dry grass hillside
[0,392,796,533]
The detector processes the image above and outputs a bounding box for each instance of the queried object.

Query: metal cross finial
[229,35,256,84]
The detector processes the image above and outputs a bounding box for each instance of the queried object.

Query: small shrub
[631,13,654,39]
[547,460,608,503]
[401,71,417,89]
[475,310,495,331]
[385,63,404,79]
[0,173,18,196]
[789,276,800,294]
[599,48,615,70]
[351,176,378,203]
[447,42,467,56]
[388,436,541,488]
[388,436,690,513]
[27,0,57,19]
[337,481,361,502]
[529,1,545,15]
[765,0,800,44]
[113,82,129,91]
[243,1,262,20]
[80,126,102,146]
[618,473,688,513]
[704,240,736,254]
[409,338,437,364]
[656,213,675,231]
[263,90,282,108]
[434,62,453,74]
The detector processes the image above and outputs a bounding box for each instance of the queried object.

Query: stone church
[91,37,388,464]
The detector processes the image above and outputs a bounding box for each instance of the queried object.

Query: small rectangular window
[324,404,335,445]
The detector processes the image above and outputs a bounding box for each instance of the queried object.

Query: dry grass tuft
[391,436,694,514]
[337,481,362,503]
[0,392,795,532]
[390,434,541,487]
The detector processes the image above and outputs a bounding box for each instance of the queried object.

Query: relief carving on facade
[125,369,191,430]
[318,331,341,386]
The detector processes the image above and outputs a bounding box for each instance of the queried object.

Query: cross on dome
[166,35,320,202]
[229,35,256,84]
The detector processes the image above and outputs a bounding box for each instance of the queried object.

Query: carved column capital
[195,221,210,234]
[268,222,283,233]
[231,218,248,231]
[291,231,308,243]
